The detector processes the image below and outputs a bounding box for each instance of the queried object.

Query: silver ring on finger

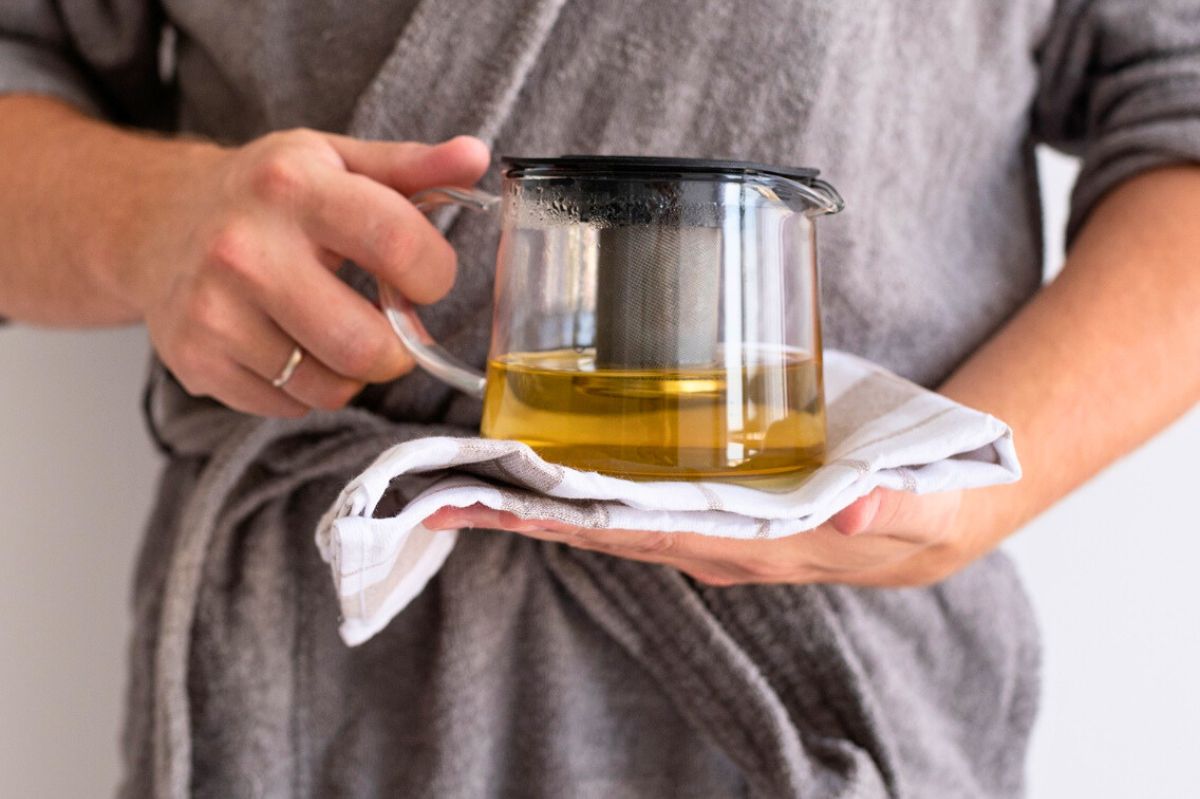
[271,346,304,388]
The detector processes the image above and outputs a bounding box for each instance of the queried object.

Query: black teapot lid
[501,155,820,183]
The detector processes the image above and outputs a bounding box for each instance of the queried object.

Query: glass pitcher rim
[499,155,842,215]
[500,154,819,183]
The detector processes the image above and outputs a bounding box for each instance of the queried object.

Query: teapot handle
[377,186,501,399]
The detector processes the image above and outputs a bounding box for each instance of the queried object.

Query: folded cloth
[316,350,1020,645]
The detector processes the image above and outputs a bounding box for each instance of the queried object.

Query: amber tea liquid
[482,348,825,478]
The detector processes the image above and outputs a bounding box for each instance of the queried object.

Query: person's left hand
[423,488,986,587]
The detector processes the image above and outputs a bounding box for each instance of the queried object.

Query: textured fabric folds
[4,0,1200,796]
[319,350,1021,646]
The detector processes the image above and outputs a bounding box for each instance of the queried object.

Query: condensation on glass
[379,156,844,479]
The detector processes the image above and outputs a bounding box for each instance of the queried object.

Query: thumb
[830,488,918,536]
[323,134,491,195]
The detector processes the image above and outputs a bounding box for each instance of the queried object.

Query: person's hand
[118,129,490,417]
[424,488,985,587]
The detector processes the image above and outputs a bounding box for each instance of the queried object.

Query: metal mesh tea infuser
[378,155,844,477]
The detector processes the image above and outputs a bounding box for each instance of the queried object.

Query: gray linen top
[4,1,1199,798]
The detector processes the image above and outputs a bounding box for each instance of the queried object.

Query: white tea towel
[316,350,1020,645]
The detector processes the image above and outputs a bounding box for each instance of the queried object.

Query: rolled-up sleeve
[1,0,171,126]
[1034,0,1200,239]
[0,35,105,115]
[1,3,105,114]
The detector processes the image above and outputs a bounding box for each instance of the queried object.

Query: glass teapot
[380,155,844,479]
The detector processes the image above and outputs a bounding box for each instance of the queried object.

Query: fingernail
[440,135,490,159]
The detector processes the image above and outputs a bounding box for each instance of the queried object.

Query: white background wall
[1,149,1197,798]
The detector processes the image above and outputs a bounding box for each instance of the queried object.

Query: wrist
[0,96,231,326]
[953,482,1022,561]
[84,129,227,318]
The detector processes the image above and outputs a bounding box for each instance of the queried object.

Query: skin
[0,95,490,416]
[426,165,1200,587]
[3,95,1198,588]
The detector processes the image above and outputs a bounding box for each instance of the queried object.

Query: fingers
[423,505,778,579]
[175,352,309,418]
[190,208,417,387]
[248,245,415,384]
[423,503,932,586]
[221,301,367,410]
[423,488,969,589]
[155,273,373,413]
[302,168,459,303]
[831,488,963,547]
[214,362,311,418]
[424,506,686,560]
[324,135,491,195]
[239,130,475,304]
[149,129,490,419]
[306,137,487,305]
[830,490,885,535]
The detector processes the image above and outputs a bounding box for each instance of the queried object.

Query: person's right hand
[121,129,490,417]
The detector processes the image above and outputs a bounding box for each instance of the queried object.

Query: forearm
[941,166,1200,549]
[0,94,220,326]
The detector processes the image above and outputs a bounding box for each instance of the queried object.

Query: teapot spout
[765,174,844,216]
[797,177,844,216]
